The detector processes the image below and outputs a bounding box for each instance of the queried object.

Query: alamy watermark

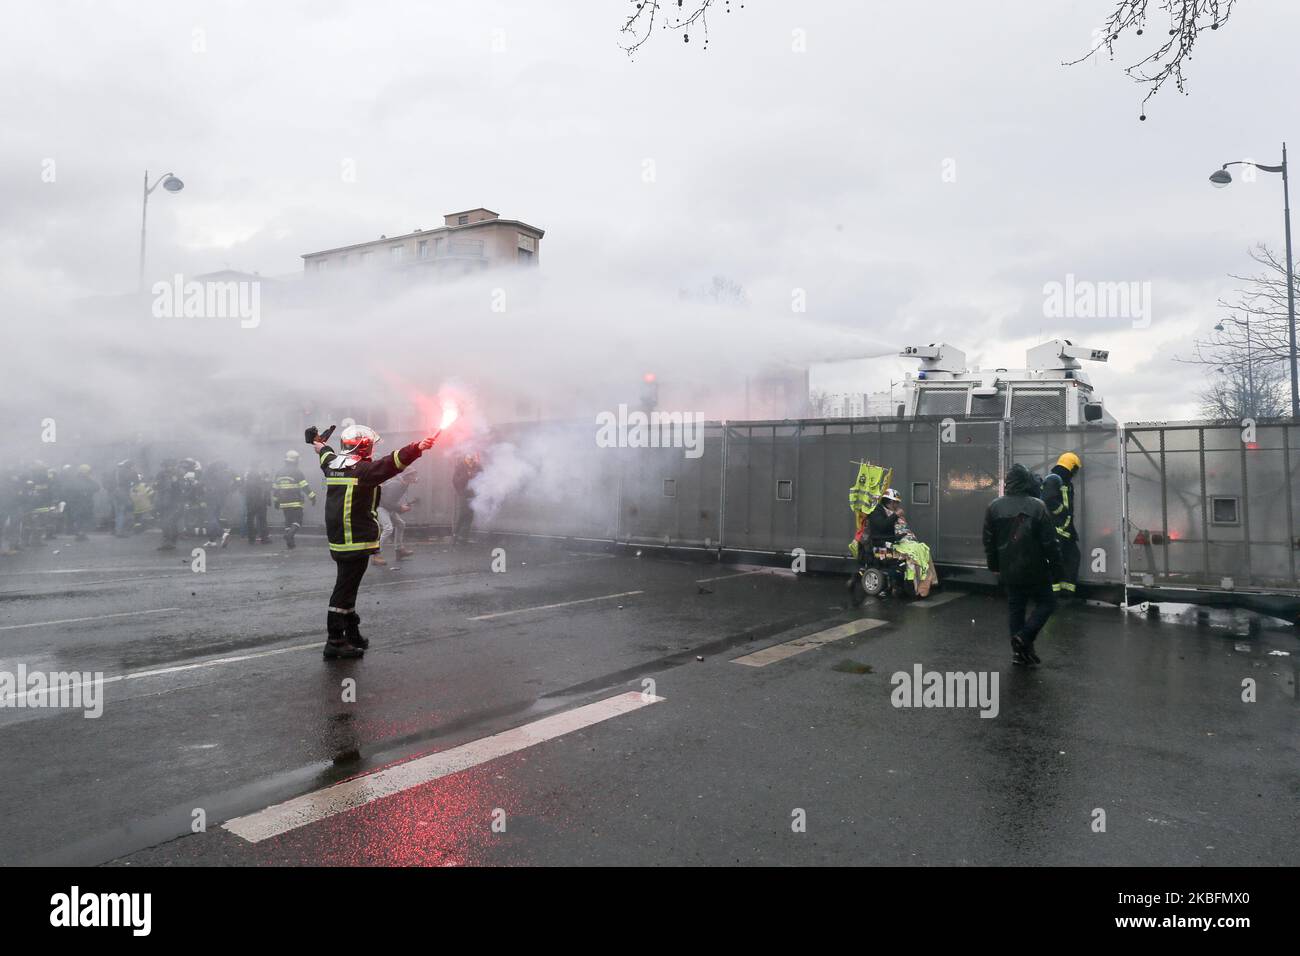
[50,886,150,936]
[891,663,999,718]
[596,404,704,459]
[0,666,104,718]
[152,273,261,328]
[1043,273,1151,328]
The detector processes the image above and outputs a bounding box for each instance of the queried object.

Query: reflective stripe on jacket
[272,465,315,509]
[318,443,423,553]
[1043,465,1078,542]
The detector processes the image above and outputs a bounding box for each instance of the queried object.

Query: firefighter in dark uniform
[1041,451,1081,596]
[29,463,57,542]
[241,465,272,544]
[68,465,99,540]
[154,460,184,552]
[314,424,436,659]
[272,450,316,549]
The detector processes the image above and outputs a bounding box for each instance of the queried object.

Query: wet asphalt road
[0,529,1295,867]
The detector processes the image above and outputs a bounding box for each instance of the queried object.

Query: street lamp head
[1214,321,1225,332]
[162,175,184,193]
[1208,168,1232,188]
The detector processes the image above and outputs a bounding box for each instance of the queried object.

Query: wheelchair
[847,540,911,605]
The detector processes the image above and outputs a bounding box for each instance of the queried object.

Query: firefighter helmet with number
[339,424,381,459]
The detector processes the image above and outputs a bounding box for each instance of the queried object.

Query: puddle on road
[1125,601,1292,638]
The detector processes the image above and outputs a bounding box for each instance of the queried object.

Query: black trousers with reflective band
[329,552,371,610]
[1055,538,1081,591]
[1007,583,1056,642]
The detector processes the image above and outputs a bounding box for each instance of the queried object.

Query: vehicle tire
[861,566,886,597]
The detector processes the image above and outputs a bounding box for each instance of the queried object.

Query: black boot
[1022,637,1041,664]
[1010,633,1035,666]
[285,521,297,549]
[344,611,369,650]
[323,610,363,659]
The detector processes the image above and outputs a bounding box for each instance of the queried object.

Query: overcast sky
[4,0,1297,422]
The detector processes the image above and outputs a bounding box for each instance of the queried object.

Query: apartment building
[301,208,543,276]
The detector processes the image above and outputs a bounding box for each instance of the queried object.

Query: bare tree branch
[1197,360,1288,419]
[620,0,739,55]
[1177,243,1298,417]
[1065,0,1238,118]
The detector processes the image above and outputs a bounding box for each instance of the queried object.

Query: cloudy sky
[4,0,1297,423]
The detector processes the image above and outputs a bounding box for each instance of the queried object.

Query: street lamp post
[138,170,185,292]
[1209,143,1297,419]
[1216,312,1255,416]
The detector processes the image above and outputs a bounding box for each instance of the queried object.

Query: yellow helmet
[1057,452,1081,472]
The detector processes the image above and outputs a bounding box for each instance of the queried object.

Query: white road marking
[695,569,771,584]
[123,643,321,680]
[223,690,665,842]
[468,590,644,621]
[0,552,292,575]
[0,607,182,632]
[0,674,124,706]
[731,618,887,667]
[0,567,193,576]
[0,641,323,706]
[906,591,964,609]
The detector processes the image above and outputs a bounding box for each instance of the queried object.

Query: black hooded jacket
[983,464,1063,589]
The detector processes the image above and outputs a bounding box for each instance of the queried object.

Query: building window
[776,479,794,501]
[663,479,677,498]
[417,239,428,258]
[390,245,404,262]
[912,482,932,505]
[518,247,534,263]
[312,259,325,272]
[457,214,469,225]
[338,254,348,268]
[359,251,373,265]
[434,237,445,256]
[450,239,484,257]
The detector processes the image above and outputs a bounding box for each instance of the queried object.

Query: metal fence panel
[723,420,948,558]
[1123,423,1299,592]
[722,424,785,552]
[937,420,1004,567]
[619,425,724,547]
[477,421,619,540]
[1010,423,1124,585]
